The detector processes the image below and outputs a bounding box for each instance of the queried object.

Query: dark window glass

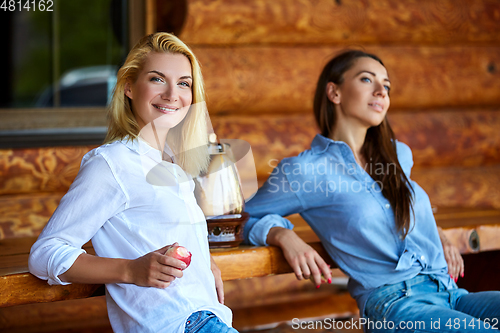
[0,0,127,108]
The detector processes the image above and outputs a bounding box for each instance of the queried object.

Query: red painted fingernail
[328,278,332,284]
[455,277,458,282]
[461,272,464,278]
[450,274,453,279]
[316,285,320,289]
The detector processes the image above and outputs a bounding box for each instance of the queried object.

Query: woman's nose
[374,82,387,98]
[161,86,178,101]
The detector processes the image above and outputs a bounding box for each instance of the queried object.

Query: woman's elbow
[28,250,47,280]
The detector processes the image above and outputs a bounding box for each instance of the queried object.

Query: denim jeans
[364,274,500,332]
[184,311,239,333]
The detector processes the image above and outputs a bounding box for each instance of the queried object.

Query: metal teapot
[194,133,245,218]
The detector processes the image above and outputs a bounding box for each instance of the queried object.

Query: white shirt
[29,138,233,333]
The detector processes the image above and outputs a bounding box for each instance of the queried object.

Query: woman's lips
[153,104,178,114]
[368,102,384,112]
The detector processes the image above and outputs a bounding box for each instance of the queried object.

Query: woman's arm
[437,226,464,282]
[29,153,182,287]
[267,227,332,288]
[245,159,332,287]
[59,245,186,288]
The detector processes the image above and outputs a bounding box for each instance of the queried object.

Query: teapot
[194,133,249,247]
[194,133,245,217]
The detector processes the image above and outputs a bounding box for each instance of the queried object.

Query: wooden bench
[2,207,500,307]
[1,207,500,332]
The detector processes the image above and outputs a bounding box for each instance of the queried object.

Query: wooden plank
[476,224,500,252]
[0,296,111,333]
[0,238,94,276]
[195,46,500,113]
[0,108,107,131]
[0,273,101,308]
[0,193,64,239]
[412,166,500,209]
[170,0,500,46]
[232,292,359,331]
[433,207,500,229]
[390,109,500,168]
[224,271,349,311]
[210,243,335,281]
[0,146,92,195]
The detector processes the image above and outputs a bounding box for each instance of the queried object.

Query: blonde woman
[29,33,237,333]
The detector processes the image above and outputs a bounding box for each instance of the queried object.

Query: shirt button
[420,255,425,260]
[385,204,390,209]
[371,183,376,189]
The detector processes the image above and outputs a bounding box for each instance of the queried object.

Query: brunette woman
[244,50,500,332]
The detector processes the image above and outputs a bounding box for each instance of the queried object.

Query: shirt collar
[121,136,156,156]
[311,134,338,154]
[121,136,177,165]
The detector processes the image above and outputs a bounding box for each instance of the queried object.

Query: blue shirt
[244,134,455,315]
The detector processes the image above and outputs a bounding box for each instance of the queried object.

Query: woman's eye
[361,77,371,83]
[179,81,191,88]
[384,85,391,92]
[150,77,163,83]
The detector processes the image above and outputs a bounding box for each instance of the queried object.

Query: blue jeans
[364,274,500,332]
[184,311,239,333]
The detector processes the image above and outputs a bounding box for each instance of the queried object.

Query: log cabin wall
[0,2,499,331]
[0,0,499,236]
[157,0,500,209]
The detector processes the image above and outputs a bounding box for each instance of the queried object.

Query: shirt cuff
[248,214,294,246]
[47,247,87,285]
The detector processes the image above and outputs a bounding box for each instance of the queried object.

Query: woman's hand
[125,243,186,288]
[438,227,464,282]
[268,227,332,288]
[210,255,225,304]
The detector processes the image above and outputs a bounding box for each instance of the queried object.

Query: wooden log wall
[158,0,500,209]
[1,0,500,238]
[0,2,499,331]
[0,0,498,242]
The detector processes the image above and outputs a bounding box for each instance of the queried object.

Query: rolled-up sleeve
[244,159,303,246]
[29,153,127,285]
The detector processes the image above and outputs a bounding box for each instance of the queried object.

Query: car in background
[36,65,117,107]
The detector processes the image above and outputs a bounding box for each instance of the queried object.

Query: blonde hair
[105,32,209,176]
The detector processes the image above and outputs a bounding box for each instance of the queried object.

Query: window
[0,0,134,148]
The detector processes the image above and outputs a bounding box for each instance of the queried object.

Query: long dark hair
[313,50,414,238]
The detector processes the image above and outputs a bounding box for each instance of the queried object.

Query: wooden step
[243,320,365,333]
[0,296,111,333]
[232,292,358,332]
